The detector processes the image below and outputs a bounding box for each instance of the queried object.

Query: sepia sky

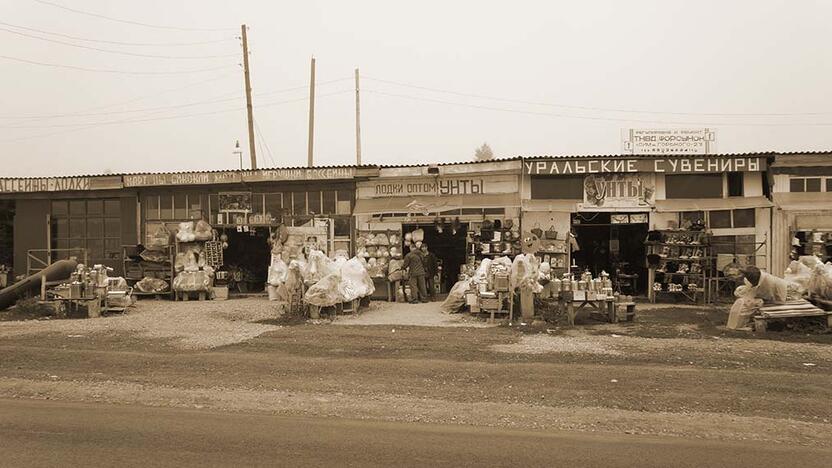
[1,0,831,177]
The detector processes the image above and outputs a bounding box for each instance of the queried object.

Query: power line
[363,89,832,127]
[255,77,353,97]
[0,73,237,122]
[0,94,245,128]
[253,117,276,166]
[33,0,235,32]
[0,54,234,75]
[0,90,354,143]
[0,21,235,46]
[363,76,832,118]
[0,27,238,59]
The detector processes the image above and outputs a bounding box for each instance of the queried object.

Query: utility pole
[241,24,257,169]
[307,57,316,167]
[355,68,362,165]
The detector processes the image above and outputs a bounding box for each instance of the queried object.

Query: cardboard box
[213,286,229,300]
[572,290,586,302]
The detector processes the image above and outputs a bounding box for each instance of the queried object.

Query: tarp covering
[654,196,772,212]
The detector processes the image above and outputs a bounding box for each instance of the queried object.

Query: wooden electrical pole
[241,24,257,169]
[307,57,316,168]
[355,68,362,165]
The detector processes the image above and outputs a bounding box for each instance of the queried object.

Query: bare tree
[474,142,494,161]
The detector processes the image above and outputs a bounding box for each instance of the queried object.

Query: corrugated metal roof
[1,164,379,180]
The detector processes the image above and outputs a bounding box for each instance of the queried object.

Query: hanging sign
[0,176,122,193]
[622,128,716,155]
[579,174,655,210]
[525,156,765,175]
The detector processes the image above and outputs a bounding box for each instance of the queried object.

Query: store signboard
[622,128,716,155]
[579,174,655,210]
[123,167,355,187]
[0,175,122,193]
[525,156,765,175]
[361,174,517,198]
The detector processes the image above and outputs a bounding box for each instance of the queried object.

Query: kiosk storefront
[769,153,832,276]
[523,154,772,298]
[353,161,521,296]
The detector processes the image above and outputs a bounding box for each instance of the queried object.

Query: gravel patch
[335,301,491,328]
[491,334,622,355]
[0,298,282,350]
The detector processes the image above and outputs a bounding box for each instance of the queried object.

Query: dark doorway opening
[402,223,468,294]
[571,213,648,295]
[222,227,271,293]
[0,200,14,272]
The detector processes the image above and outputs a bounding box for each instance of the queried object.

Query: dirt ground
[1,298,830,447]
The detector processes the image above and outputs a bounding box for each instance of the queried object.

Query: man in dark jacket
[420,244,438,301]
[402,245,428,303]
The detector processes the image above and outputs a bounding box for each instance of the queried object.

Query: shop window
[252,193,265,217]
[484,208,505,215]
[188,196,202,219]
[680,211,705,227]
[105,199,120,217]
[323,191,336,214]
[265,193,283,218]
[307,191,322,215]
[709,210,732,229]
[209,194,219,222]
[336,190,352,215]
[732,208,755,228]
[145,196,160,220]
[333,218,351,237]
[665,174,723,199]
[69,200,85,216]
[292,192,306,215]
[530,175,583,199]
[806,178,822,192]
[790,177,822,192]
[727,172,744,197]
[160,195,173,219]
[52,201,68,217]
[174,194,187,219]
[87,200,103,216]
[51,199,121,263]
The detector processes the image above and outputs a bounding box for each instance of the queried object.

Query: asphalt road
[1,399,828,468]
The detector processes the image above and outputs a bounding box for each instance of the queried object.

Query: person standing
[420,244,438,301]
[403,245,428,303]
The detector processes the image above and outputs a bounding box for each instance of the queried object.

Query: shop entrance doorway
[571,212,648,295]
[402,223,468,294]
[222,227,271,293]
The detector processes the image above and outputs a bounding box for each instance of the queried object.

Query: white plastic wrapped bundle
[510,254,542,293]
[411,228,425,242]
[807,263,832,300]
[304,274,342,306]
[267,258,289,286]
[375,233,389,245]
[441,279,471,314]
[303,250,334,283]
[338,257,375,301]
[194,220,213,241]
[176,222,197,242]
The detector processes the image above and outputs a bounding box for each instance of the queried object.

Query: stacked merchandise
[469,219,522,260]
[172,221,216,297]
[645,229,710,303]
[129,224,175,296]
[356,229,402,279]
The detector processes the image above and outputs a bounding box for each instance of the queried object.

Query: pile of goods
[302,253,376,307]
[172,221,216,295]
[356,230,402,279]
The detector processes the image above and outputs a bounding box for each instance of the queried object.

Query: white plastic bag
[441,279,471,314]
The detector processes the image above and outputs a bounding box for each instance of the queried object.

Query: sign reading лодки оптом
[524,157,766,175]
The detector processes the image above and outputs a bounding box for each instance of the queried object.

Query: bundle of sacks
[175,220,214,243]
[440,256,514,314]
[510,254,543,293]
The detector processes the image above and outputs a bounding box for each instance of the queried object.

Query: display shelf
[646,230,711,304]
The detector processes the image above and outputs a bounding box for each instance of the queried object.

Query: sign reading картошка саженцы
[524,156,765,175]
